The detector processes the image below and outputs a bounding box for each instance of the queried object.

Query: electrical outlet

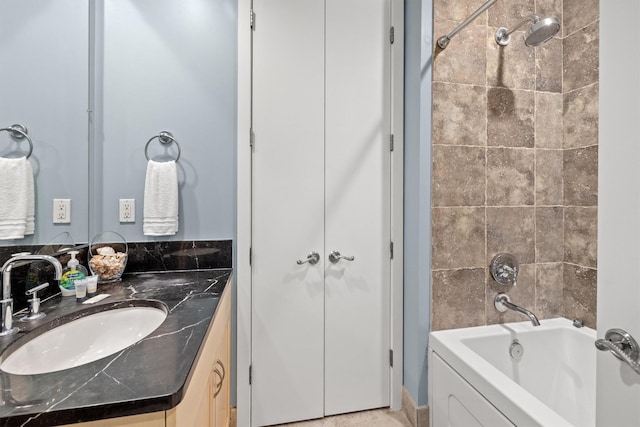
[53,199,71,224]
[119,199,135,222]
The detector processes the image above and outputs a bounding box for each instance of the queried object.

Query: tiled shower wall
[431,0,599,330]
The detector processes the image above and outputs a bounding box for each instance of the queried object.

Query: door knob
[596,328,640,375]
[297,252,320,265]
[328,251,355,263]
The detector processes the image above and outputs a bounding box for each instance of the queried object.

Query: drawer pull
[213,360,225,398]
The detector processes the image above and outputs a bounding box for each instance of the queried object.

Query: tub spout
[494,293,540,326]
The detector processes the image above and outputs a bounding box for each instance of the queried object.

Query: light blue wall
[403,0,432,407]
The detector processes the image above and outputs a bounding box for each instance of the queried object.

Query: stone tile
[434,0,489,23]
[535,92,563,149]
[325,409,412,427]
[535,0,562,28]
[564,263,597,329]
[487,29,535,90]
[487,263,535,324]
[432,268,486,330]
[563,83,599,149]
[432,208,486,269]
[401,388,429,427]
[434,19,486,86]
[487,88,535,147]
[487,207,535,264]
[278,409,412,427]
[433,145,486,207]
[564,207,597,268]
[563,22,599,92]
[563,0,599,37]
[401,388,417,427]
[536,149,563,205]
[536,207,563,262]
[564,146,598,206]
[432,82,487,146]
[535,36,562,93]
[536,263,564,318]
[488,0,535,28]
[487,147,535,206]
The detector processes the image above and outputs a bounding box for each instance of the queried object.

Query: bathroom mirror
[0,0,236,251]
[0,1,90,247]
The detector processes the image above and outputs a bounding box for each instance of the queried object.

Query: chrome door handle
[328,251,355,263]
[297,252,320,265]
[595,328,640,375]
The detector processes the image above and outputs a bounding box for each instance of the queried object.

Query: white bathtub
[428,318,596,427]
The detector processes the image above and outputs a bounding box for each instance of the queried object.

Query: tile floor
[274,409,412,427]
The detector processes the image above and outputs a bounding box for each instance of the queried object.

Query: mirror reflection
[0,0,235,250]
[0,1,89,247]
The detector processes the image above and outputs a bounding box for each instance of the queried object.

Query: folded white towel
[24,160,35,235]
[143,160,179,236]
[0,157,30,240]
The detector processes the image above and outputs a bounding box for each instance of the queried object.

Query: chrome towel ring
[144,131,181,162]
[0,124,33,159]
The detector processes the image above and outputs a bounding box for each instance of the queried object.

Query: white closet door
[324,0,392,415]
[251,0,325,425]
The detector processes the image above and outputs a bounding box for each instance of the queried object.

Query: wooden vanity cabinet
[167,284,231,427]
[69,285,231,427]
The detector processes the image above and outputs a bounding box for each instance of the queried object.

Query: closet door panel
[251,0,325,425]
[324,0,392,415]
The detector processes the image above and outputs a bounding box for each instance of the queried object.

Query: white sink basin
[0,302,167,375]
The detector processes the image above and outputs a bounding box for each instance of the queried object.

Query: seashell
[96,246,116,256]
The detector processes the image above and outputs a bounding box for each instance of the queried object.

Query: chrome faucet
[494,293,540,326]
[1,254,63,336]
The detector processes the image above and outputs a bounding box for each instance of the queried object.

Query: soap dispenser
[59,250,88,296]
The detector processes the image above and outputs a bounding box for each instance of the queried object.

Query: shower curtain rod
[437,0,497,49]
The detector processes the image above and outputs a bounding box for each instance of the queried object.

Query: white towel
[24,160,35,235]
[0,157,31,240]
[143,160,179,236]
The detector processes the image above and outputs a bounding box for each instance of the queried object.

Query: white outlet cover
[119,199,135,222]
[53,199,71,224]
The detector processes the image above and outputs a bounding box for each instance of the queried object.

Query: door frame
[236,0,404,425]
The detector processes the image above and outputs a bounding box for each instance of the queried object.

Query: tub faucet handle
[490,253,519,287]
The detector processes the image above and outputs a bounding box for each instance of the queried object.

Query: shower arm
[437,0,497,49]
[498,14,539,39]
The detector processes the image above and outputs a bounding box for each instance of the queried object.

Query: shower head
[495,14,560,47]
[525,17,561,46]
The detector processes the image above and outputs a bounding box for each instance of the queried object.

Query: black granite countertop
[0,268,231,426]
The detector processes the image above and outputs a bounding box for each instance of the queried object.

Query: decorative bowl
[88,231,128,283]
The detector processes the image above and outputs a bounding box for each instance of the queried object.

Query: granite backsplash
[0,240,232,314]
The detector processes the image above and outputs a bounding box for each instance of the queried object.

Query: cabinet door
[166,287,231,427]
[251,0,326,425]
[324,0,391,415]
[214,319,231,427]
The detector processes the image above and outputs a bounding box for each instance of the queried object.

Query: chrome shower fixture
[437,0,497,49]
[495,14,560,47]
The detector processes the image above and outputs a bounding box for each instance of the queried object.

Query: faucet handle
[11,252,31,257]
[21,282,49,322]
[26,282,49,296]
